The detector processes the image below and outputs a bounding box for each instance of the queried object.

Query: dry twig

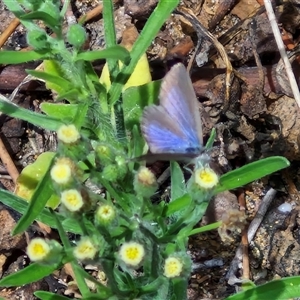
[226,188,277,285]
[0,18,20,48]
[263,0,300,107]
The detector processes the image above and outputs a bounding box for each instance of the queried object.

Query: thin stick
[226,188,277,285]
[0,18,20,48]
[0,136,19,184]
[237,190,250,281]
[263,0,300,107]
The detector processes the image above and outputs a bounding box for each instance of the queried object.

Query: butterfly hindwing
[141,64,203,156]
[141,105,197,153]
[159,64,203,147]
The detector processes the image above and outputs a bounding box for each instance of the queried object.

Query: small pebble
[277,203,292,214]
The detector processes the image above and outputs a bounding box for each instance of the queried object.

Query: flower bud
[66,24,87,49]
[134,167,157,197]
[95,144,115,165]
[27,30,49,50]
[163,257,183,278]
[95,204,116,225]
[102,164,119,182]
[115,155,127,180]
[73,237,98,261]
[163,253,191,279]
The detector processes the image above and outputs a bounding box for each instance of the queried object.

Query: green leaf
[2,1,42,32]
[40,103,78,120]
[166,194,192,217]
[102,0,119,84]
[108,0,180,105]
[205,128,216,149]
[56,89,82,102]
[188,221,221,236]
[0,262,60,287]
[72,264,112,298]
[15,152,59,209]
[225,276,300,300]
[27,70,72,91]
[13,155,56,235]
[20,11,60,31]
[122,80,160,130]
[130,125,145,161]
[172,277,188,300]
[0,95,64,131]
[139,276,168,295]
[75,47,130,63]
[171,161,186,200]
[34,291,71,300]
[215,156,290,194]
[52,212,93,298]
[0,189,90,234]
[0,50,47,64]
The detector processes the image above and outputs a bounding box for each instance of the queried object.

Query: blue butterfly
[141,63,204,162]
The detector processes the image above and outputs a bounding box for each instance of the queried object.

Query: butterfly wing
[141,63,203,155]
[142,105,195,153]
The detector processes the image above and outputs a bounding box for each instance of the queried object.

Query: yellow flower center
[33,243,47,255]
[199,170,214,182]
[126,247,139,260]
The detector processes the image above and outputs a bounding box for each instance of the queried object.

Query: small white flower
[57,124,80,144]
[27,238,50,262]
[119,241,145,267]
[163,257,183,278]
[61,189,83,212]
[74,237,97,260]
[194,167,218,189]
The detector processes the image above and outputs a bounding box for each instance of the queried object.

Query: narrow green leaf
[122,80,161,130]
[103,0,119,83]
[188,222,221,236]
[71,264,112,298]
[20,11,61,30]
[13,155,56,235]
[172,278,188,300]
[27,70,72,91]
[225,276,300,300]
[40,103,78,120]
[35,291,71,300]
[139,276,167,294]
[52,212,92,297]
[0,50,46,64]
[130,125,145,160]
[108,0,180,105]
[205,128,216,149]
[3,1,48,33]
[0,95,64,131]
[55,89,82,102]
[52,211,72,248]
[215,156,290,194]
[0,189,87,234]
[0,263,60,287]
[171,161,186,200]
[166,194,192,217]
[2,0,25,17]
[75,47,130,63]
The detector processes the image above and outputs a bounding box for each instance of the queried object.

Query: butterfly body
[141,63,203,160]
